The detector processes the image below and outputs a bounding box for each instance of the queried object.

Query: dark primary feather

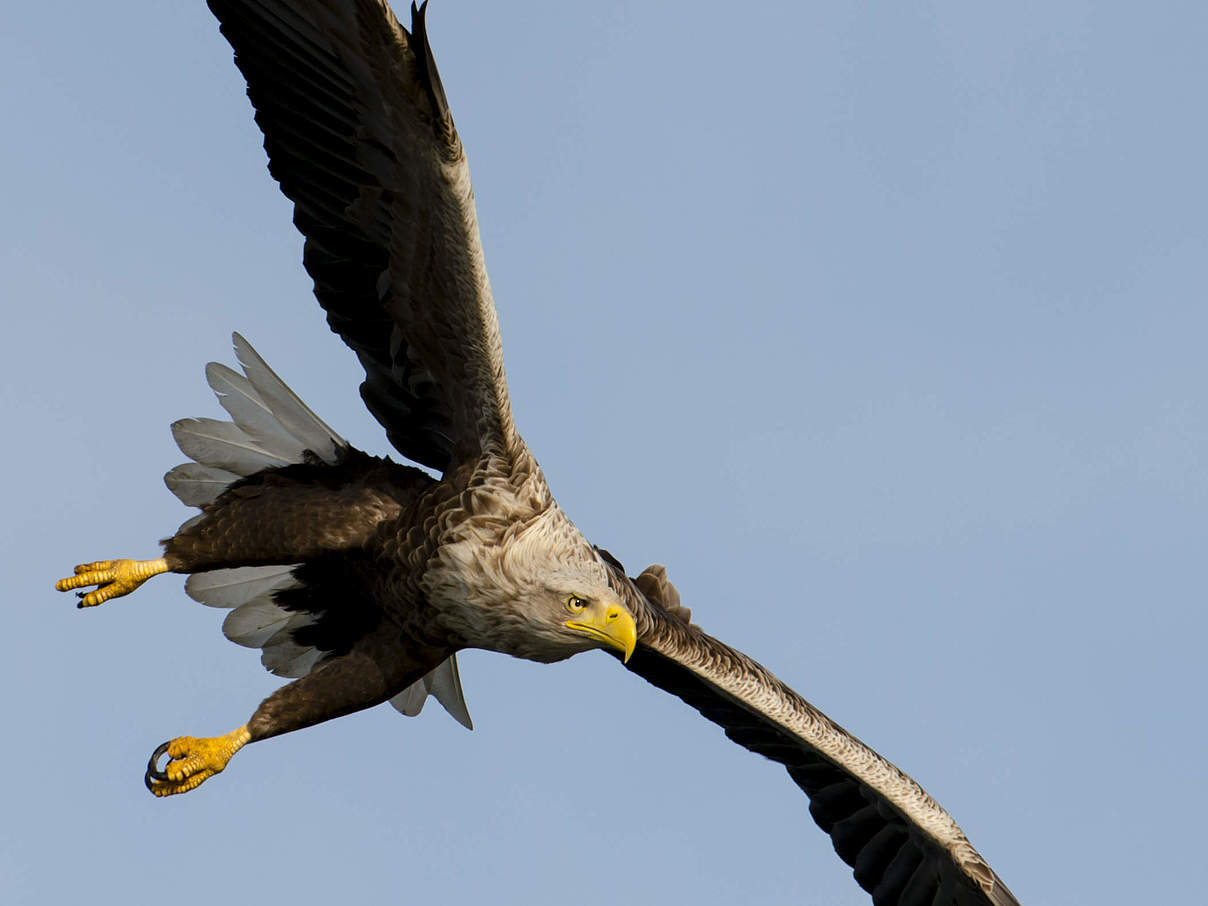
[615,566,1020,906]
[207,0,515,473]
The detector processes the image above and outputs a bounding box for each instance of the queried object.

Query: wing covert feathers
[620,576,1018,906]
[207,0,520,473]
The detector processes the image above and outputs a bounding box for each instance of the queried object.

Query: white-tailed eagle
[56,4,1019,904]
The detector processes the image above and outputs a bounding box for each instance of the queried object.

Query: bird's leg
[54,557,169,608]
[144,633,449,797]
[144,725,251,798]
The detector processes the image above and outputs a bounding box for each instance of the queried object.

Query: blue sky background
[3,2,1205,904]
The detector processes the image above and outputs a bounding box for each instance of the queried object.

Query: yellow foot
[55,557,168,608]
[144,725,251,797]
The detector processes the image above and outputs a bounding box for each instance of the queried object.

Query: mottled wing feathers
[615,568,1018,906]
[207,0,517,472]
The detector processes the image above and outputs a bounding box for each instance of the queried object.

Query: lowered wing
[616,566,1020,906]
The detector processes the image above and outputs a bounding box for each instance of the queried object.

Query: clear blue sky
[4,2,1204,904]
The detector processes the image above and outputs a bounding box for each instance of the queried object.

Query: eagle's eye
[565,594,588,613]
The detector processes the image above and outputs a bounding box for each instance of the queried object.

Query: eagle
[55,3,1020,905]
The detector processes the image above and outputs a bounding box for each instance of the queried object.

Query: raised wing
[617,567,1020,906]
[208,0,518,471]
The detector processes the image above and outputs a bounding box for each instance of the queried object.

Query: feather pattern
[389,655,473,729]
[231,333,346,463]
[206,362,309,461]
[261,622,326,678]
[170,417,293,477]
[170,333,472,727]
[389,678,427,718]
[185,565,298,609]
[206,0,521,472]
[166,332,346,505]
[164,462,242,506]
[223,597,300,649]
[613,565,1019,906]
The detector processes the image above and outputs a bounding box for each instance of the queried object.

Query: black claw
[145,741,172,790]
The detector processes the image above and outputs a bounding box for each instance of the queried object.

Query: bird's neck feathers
[431,500,600,603]
[422,501,608,660]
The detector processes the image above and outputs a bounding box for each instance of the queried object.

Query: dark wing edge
[613,575,1020,906]
[207,0,518,472]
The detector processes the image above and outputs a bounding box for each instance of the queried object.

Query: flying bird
[55,3,1020,904]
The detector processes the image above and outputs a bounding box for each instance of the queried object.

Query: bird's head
[497,506,638,662]
[428,504,639,663]
[541,574,637,663]
[485,547,637,663]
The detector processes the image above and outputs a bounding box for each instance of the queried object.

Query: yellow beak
[565,601,638,663]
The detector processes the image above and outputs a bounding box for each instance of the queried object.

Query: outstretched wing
[616,567,1020,906]
[208,0,517,472]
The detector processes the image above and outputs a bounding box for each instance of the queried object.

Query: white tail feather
[391,682,428,717]
[206,362,309,461]
[261,623,325,678]
[427,657,474,729]
[232,333,345,464]
[390,656,473,730]
[165,333,347,508]
[185,565,297,608]
[169,334,470,728]
[165,463,242,506]
[171,417,293,476]
[222,597,298,649]
[177,513,206,533]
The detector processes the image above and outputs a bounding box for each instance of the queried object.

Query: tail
[165,333,346,505]
[166,333,472,730]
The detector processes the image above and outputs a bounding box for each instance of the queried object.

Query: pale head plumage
[424,498,629,663]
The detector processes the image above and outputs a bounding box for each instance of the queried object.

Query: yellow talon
[55,557,168,607]
[145,725,251,797]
